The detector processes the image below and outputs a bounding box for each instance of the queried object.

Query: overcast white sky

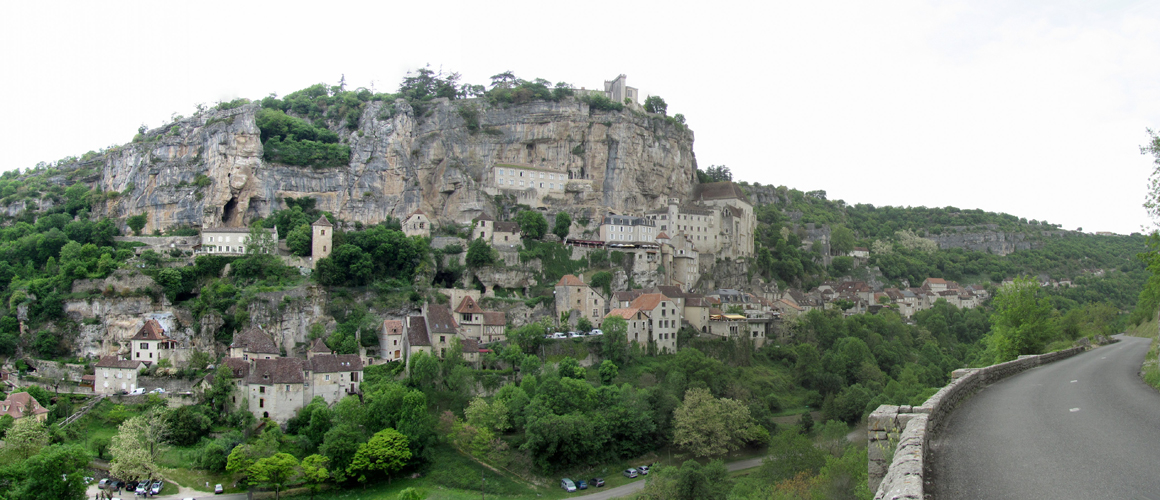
[3,0,1159,234]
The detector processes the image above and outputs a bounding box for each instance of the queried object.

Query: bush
[580,93,624,112]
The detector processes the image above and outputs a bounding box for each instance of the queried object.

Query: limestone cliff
[77,97,696,231]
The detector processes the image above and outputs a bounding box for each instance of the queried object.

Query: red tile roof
[455,296,485,314]
[482,311,506,326]
[629,293,670,312]
[0,392,48,419]
[605,308,642,320]
[557,274,586,287]
[383,320,403,335]
[130,319,169,341]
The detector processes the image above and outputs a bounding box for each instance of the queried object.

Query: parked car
[552,332,567,339]
[98,478,110,489]
[623,468,639,478]
[590,329,603,336]
[576,479,588,490]
[151,479,163,494]
[128,387,146,396]
[561,478,577,492]
[150,388,165,394]
[135,481,149,495]
[568,331,583,338]
[215,483,224,494]
[591,477,605,487]
[639,465,650,475]
[126,480,139,491]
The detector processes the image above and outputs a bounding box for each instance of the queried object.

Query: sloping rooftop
[629,293,670,312]
[455,296,485,314]
[308,338,330,353]
[651,286,687,299]
[605,307,642,320]
[95,356,146,370]
[248,357,305,385]
[223,357,251,379]
[407,316,431,346]
[462,338,480,353]
[692,182,749,203]
[557,274,586,287]
[312,215,333,227]
[0,392,48,420]
[307,353,363,373]
[231,328,280,354]
[383,320,403,335]
[130,319,169,341]
[482,311,506,326]
[494,221,520,233]
[426,305,458,334]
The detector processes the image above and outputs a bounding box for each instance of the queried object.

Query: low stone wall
[868,345,1088,499]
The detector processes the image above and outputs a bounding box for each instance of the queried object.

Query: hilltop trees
[985,277,1055,363]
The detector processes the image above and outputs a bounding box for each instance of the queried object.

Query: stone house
[555,274,607,329]
[599,215,657,244]
[683,295,711,333]
[0,392,49,422]
[472,214,522,247]
[129,319,174,364]
[381,320,404,362]
[246,357,305,422]
[454,296,487,340]
[94,356,147,394]
[305,352,363,404]
[403,316,432,372]
[922,277,949,293]
[199,227,278,255]
[605,308,650,347]
[708,309,748,341]
[403,210,431,238]
[425,304,459,358]
[629,293,680,354]
[481,312,506,343]
[312,215,333,266]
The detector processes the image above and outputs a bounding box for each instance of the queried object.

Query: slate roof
[455,296,485,314]
[308,338,330,353]
[130,319,169,341]
[0,392,49,420]
[613,290,644,303]
[223,357,251,379]
[482,311,506,326]
[248,357,305,385]
[231,328,280,354]
[312,215,332,227]
[407,316,431,346]
[307,353,363,373]
[475,213,495,222]
[426,305,458,334]
[651,286,687,299]
[95,356,146,370]
[692,182,749,203]
[685,296,710,308]
[494,221,520,233]
[462,338,480,353]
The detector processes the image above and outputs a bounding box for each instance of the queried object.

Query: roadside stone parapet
[868,345,1089,499]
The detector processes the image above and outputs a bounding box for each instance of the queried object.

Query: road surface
[929,335,1160,499]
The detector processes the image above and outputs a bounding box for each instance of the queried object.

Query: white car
[589,329,603,336]
[568,331,583,338]
[551,332,567,339]
[150,388,165,394]
[128,388,146,396]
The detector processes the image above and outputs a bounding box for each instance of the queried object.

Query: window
[259,398,265,408]
[540,172,544,178]
[140,342,148,350]
[440,335,446,343]
[285,385,290,391]
[325,374,330,381]
[260,386,265,393]
[519,171,524,177]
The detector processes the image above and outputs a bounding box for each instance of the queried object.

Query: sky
[2,0,1159,234]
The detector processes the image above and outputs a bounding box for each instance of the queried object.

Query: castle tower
[312,215,333,267]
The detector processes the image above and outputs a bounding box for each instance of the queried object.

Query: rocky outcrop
[923,228,1050,256]
[70,96,696,232]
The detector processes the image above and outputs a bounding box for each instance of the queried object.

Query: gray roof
[231,328,280,354]
[426,305,458,334]
[307,353,363,373]
[247,357,305,385]
[407,316,430,346]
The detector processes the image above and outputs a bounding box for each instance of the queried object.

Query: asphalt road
[929,335,1160,500]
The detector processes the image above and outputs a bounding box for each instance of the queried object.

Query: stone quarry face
[89,97,697,231]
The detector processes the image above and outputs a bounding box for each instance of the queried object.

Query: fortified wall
[867,345,1091,499]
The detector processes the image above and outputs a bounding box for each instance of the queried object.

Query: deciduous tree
[347,428,412,485]
[673,388,767,457]
[249,452,299,500]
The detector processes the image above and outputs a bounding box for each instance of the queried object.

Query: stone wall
[868,345,1090,499]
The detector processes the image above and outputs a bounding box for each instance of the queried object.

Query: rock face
[81,97,697,231]
[924,227,1056,256]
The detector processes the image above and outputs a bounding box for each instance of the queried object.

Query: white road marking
[1070,380,1078,383]
[1070,408,1080,412]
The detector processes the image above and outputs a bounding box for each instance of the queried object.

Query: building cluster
[380,295,507,369]
[778,277,989,318]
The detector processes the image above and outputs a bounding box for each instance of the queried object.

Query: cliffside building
[403,210,431,238]
[555,275,607,329]
[312,216,333,267]
[129,319,174,363]
[199,227,278,255]
[599,215,657,245]
[645,182,755,259]
[95,356,146,394]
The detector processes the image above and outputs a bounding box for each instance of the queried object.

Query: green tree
[287,224,313,256]
[576,317,593,333]
[590,271,612,297]
[465,397,510,432]
[638,459,731,500]
[300,454,330,500]
[347,428,412,485]
[643,95,668,116]
[600,316,630,366]
[465,238,495,268]
[557,357,585,379]
[599,360,618,385]
[166,405,212,445]
[126,213,148,235]
[320,424,363,482]
[14,444,91,500]
[830,224,855,255]
[553,211,572,240]
[986,276,1056,362]
[246,224,277,255]
[673,388,767,457]
[831,256,854,275]
[397,487,423,500]
[249,453,299,500]
[515,210,548,239]
[4,416,48,459]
